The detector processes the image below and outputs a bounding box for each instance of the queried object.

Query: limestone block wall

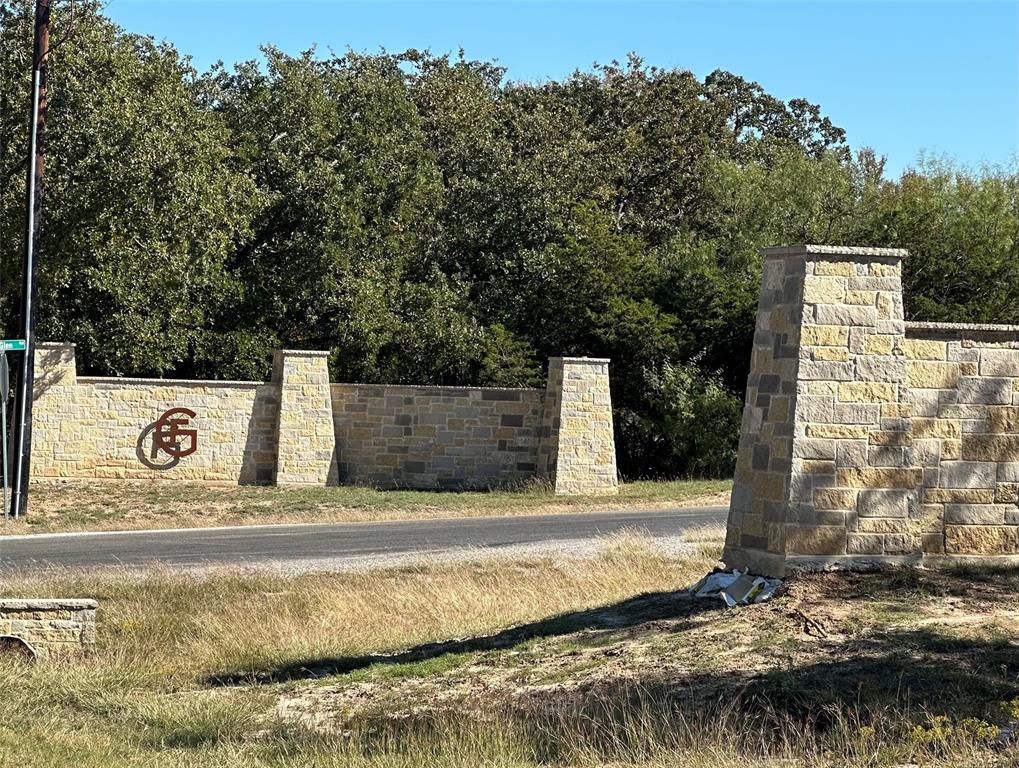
[29,345,618,493]
[0,599,97,659]
[542,358,618,495]
[33,343,279,484]
[273,350,338,486]
[724,245,1019,576]
[903,323,1019,557]
[331,384,544,489]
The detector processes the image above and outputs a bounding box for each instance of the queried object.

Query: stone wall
[30,345,618,494]
[542,358,618,495]
[724,245,1019,575]
[331,384,544,489]
[33,343,279,484]
[0,599,97,659]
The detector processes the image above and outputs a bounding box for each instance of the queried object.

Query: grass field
[3,530,1019,767]
[0,479,731,535]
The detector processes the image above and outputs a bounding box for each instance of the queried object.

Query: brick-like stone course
[30,346,618,494]
[0,599,97,659]
[725,244,1019,575]
[543,358,617,495]
[331,384,545,489]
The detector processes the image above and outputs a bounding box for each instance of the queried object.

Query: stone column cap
[550,356,611,364]
[0,598,98,610]
[275,349,331,358]
[760,244,909,259]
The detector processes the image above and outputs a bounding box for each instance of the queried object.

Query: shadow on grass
[206,589,724,685]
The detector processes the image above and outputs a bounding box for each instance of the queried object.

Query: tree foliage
[1,1,1016,478]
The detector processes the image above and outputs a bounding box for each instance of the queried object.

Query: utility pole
[10,0,51,518]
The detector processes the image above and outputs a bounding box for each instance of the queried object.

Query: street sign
[0,339,26,352]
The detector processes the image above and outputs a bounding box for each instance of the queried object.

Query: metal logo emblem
[154,407,198,458]
[137,408,198,470]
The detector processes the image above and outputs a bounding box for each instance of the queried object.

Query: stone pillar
[541,357,618,495]
[272,350,338,486]
[33,342,77,391]
[723,245,913,576]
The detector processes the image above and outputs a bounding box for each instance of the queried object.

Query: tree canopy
[2,0,1016,478]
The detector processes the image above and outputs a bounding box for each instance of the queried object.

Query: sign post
[0,353,8,519]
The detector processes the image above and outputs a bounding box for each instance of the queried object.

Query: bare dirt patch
[274,565,1019,750]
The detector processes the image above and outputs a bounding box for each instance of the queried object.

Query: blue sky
[104,1,1019,178]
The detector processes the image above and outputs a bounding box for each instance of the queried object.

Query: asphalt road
[0,506,727,571]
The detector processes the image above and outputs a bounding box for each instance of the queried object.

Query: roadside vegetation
[3,531,1019,767]
[0,479,731,535]
[3,2,1017,481]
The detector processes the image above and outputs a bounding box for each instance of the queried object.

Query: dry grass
[2,531,1019,767]
[0,479,732,535]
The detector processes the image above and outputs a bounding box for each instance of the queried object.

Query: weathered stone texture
[542,358,618,495]
[30,345,618,494]
[331,384,544,489]
[274,350,339,486]
[33,344,279,484]
[724,244,1019,575]
[0,599,97,659]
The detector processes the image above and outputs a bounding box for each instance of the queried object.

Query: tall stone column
[541,357,618,495]
[723,245,913,576]
[272,350,338,486]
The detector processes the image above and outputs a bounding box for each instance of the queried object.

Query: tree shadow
[206,588,725,685]
[238,384,280,485]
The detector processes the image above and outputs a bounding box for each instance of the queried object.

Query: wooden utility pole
[10,0,51,518]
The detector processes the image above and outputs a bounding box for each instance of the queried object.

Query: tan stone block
[946,525,1019,555]
[942,440,961,460]
[863,335,896,355]
[838,382,898,403]
[802,460,836,475]
[847,533,884,554]
[816,262,856,277]
[801,325,850,347]
[769,397,790,423]
[901,339,947,360]
[803,276,847,305]
[837,467,922,488]
[907,361,961,389]
[804,381,839,396]
[786,525,847,556]
[988,406,1019,434]
[812,347,850,362]
[962,434,1019,462]
[912,418,961,439]
[924,488,994,504]
[870,262,900,277]
[807,424,872,439]
[813,488,857,510]
[846,290,877,306]
[881,403,913,419]
[869,430,912,446]
[996,483,1019,503]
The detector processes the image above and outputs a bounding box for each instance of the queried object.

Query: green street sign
[0,340,26,352]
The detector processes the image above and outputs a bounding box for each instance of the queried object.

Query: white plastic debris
[691,569,782,607]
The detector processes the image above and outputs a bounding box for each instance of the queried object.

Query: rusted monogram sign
[137,408,198,470]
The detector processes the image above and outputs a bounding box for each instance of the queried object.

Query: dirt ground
[274,565,1019,747]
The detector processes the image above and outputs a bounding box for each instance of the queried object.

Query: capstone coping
[905,321,1019,336]
[0,598,98,611]
[550,357,612,364]
[760,244,910,259]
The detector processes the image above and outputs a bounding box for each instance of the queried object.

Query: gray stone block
[858,489,911,518]
[945,504,1010,525]
[939,461,997,489]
